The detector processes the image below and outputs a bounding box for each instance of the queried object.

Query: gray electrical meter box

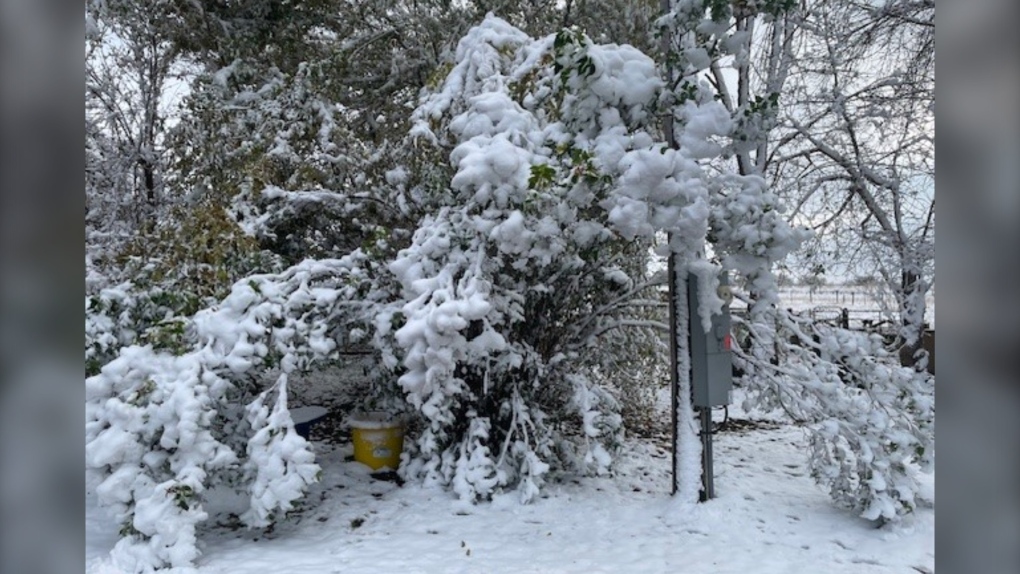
[688,271,734,407]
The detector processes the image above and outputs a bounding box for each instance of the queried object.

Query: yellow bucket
[349,412,404,471]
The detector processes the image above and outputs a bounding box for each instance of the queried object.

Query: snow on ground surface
[86,388,934,574]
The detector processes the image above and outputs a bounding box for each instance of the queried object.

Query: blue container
[290,406,328,439]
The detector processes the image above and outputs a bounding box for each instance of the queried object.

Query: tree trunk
[898,268,928,371]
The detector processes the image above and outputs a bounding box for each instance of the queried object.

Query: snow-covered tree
[761,0,935,369]
[393,11,813,502]
[656,0,934,520]
[85,0,282,373]
[86,0,182,277]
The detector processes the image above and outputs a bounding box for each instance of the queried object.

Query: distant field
[736,285,935,330]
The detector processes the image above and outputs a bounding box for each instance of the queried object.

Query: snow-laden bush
[85,281,198,377]
[389,20,660,501]
[389,18,749,502]
[734,309,935,523]
[86,201,285,378]
[86,283,149,376]
[86,256,387,571]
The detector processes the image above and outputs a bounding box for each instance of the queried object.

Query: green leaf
[528,164,556,189]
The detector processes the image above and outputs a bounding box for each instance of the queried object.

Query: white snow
[671,267,703,503]
[348,411,402,430]
[87,389,934,573]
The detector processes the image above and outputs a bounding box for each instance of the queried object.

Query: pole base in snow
[698,407,714,501]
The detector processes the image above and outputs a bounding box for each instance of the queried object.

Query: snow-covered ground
[86,390,934,574]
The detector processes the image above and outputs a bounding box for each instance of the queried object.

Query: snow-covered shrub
[389,17,746,502]
[734,309,935,523]
[86,347,240,570]
[86,283,148,376]
[86,255,395,571]
[85,281,198,377]
[86,198,285,377]
[386,203,633,501]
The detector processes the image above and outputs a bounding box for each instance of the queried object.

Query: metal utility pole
[668,251,680,495]
[660,0,734,502]
[699,407,713,500]
[659,0,683,498]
